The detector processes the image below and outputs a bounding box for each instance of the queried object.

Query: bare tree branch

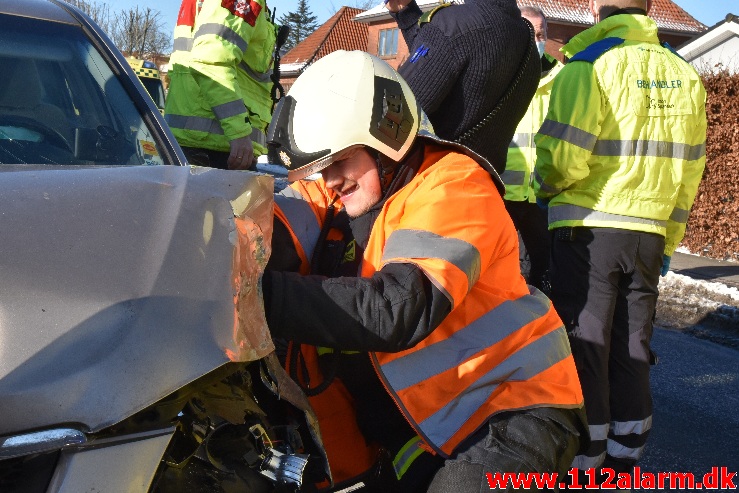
[66,0,113,34]
[328,0,376,14]
[110,6,171,58]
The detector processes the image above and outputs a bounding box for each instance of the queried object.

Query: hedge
[682,71,739,261]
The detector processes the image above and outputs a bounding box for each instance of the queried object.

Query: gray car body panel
[0,165,274,435]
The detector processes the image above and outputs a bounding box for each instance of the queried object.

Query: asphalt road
[670,252,739,289]
[634,327,739,492]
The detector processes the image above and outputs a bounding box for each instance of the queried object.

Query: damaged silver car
[0,1,328,492]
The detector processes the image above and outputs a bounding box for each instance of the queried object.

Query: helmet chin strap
[376,153,399,196]
[375,140,425,199]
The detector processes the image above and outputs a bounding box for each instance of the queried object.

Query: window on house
[378,28,399,57]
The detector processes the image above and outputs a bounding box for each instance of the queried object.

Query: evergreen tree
[277,0,319,52]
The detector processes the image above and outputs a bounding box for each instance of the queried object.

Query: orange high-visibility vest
[283,342,380,489]
[275,143,584,458]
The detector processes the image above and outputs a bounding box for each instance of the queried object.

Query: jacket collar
[561,14,658,59]
[541,53,558,77]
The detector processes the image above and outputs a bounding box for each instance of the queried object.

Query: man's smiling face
[321,147,383,218]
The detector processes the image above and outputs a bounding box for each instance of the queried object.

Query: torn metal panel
[0,165,275,434]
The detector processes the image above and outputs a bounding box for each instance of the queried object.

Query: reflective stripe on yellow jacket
[504,54,563,203]
[533,15,707,255]
[165,0,276,155]
[280,144,584,457]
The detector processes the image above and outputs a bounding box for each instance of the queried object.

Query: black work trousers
[549,227,663,475]
[427,407,587,493]
[504,199,551,292]
[335,353,587,492]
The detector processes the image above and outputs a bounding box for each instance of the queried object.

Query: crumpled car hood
[0,165,274,435]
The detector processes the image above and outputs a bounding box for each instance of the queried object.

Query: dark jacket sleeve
[390,0,423,51]
[262,262,451,353]
[393,10,463,117]
[265,216,302,273]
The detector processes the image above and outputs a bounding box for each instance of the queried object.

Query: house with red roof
[678,13,739,74]
[279,7,368,92]
[279,0,707,86]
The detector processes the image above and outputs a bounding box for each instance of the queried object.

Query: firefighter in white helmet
[263,50,587,492]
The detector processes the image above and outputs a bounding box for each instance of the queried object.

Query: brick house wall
[366,21,410,69]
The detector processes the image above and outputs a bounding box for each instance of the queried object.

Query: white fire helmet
[266,50,421,182]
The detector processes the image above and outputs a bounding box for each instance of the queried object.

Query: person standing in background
[534,0,706,481]
[384,0,539,174]
[504,6,564,294]
[165,0,277,170]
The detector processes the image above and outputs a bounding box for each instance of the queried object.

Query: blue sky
[111,0,735,41]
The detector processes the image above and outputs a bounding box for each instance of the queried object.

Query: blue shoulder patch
[569,37,625,63]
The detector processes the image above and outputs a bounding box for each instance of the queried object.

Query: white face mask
[536,41,546,58]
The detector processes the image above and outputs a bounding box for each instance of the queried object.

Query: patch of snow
[656,272,739,347]
[661,271,739,302]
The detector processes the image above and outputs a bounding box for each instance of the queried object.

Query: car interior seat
[0,56,73,148]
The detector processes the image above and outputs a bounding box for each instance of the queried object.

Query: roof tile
[357,0,706,33]
[281,6,368,71]
[518,0,706,32]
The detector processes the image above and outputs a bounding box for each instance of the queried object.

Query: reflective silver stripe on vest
[278,186,303,200]
[509,132,534,148]
[166,113,224,135]
[549,204,667,228]
[167,113,266,144]
[173,36,193,52]
[501,170,526,186]
[212,99,247,121]
[611,416,652,436]
[572,452,606,470]
[274,191,320,262]
[238,60,273,83]
[173,30,271,85]
[538,119,598,151]
[588,423,609,441]
[381,289,554,390]
[382,229,480,293]
[251,127,266,147]
[593,139,706,161]
[533,169,562,195]
[195,23,248,53]
[669,207,689,224]
[420,326,572,448]
[607,440,645,461]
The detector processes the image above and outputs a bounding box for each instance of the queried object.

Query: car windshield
[0,14,166,166]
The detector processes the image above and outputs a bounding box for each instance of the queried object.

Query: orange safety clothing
[274,186,380,487]
[273,142,584,457]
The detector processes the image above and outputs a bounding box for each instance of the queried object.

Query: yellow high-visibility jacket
[165,0,276,156]
[533,14,707,255]
[504,54,563,203]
